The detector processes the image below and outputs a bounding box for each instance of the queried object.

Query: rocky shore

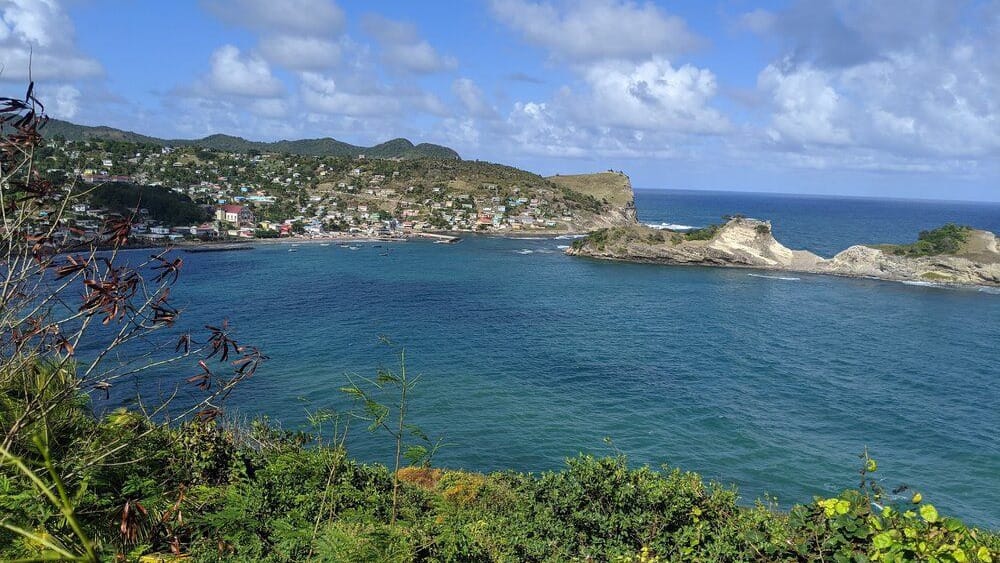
[566,217,1000,287]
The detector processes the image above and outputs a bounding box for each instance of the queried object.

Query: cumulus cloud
[467,55,728,159]
[479,0,725,159]
[490,0,701,62]
[205,45,284,98]
[757,61,850,146]
[750,0,1000,162]
[453,78,494,118]
[203,0,345,35]
[259,35,341,71]
[743,0,962,69]
[361,14,456,74]
[502,100,686,159]
[300,72,401,116]
[299,71,449,118]
[47,84,80,118]
[0,0,102,81]
[573,57,728,133]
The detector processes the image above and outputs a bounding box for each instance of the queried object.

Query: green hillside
[42,119,460,160]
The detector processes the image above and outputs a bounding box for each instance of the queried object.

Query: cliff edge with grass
[547,171,638,229]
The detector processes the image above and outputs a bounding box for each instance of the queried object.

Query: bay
[100,189,1000,527]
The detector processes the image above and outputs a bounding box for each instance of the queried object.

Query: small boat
[288,248,297,252]
[347,246,360,251]
[320,243,330,247]
[338,244,349,248]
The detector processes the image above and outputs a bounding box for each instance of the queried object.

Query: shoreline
[568,251,1000,291]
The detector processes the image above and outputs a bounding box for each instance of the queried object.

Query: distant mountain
[42,119,461,160]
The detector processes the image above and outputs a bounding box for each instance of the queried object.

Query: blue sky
[2,0,999,201]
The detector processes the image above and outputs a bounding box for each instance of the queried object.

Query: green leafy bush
[684,224,722,241]
[888,223,973,256]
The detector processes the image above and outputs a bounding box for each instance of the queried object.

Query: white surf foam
[646,222,698,231]
[748,273,800,281]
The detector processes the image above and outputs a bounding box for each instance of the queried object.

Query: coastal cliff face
[566,218,820,268]
[817,232,1000,285]
[547,172,638,230]
[566,218,1000,287]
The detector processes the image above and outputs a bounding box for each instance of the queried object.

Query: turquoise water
[102,190,1000,527]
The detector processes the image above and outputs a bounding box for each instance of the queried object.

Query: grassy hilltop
[548,171,634,208]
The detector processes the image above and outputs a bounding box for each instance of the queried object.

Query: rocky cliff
[566,218,1000,287]
[548,172,638,230]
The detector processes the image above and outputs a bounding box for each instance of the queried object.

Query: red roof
[220,204,244,213]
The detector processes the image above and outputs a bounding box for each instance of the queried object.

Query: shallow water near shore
[95,190,1000,527]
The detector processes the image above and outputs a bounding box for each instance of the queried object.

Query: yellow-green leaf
[873,532,894,550]
[919,504,939,523]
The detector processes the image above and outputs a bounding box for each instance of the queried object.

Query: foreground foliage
[1,376,996,562]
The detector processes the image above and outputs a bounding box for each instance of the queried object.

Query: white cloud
[47,83,79,118]
[249,97,289,118]
[203,0,345,35]
[453,78,494,118]
[298,70,450,119]
[758,61,850,146]
[754,27,1000,161]
[206,45,284,98]
[574,57,728,133]
[478,1,725,160]
[259,35,341,71]
[299,72,401,116]
[738,9,776,35]
[464,56,728,160]
[490,0,701,62]
[362,14,457,74]
[502,100,685,159]
[0,0,102,81]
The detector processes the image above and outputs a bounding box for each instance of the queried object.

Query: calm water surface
[99,190,1000,527]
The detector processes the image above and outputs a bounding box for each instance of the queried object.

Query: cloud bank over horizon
[1,0,998,201]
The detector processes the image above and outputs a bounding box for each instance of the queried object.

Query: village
[35,136,602,245]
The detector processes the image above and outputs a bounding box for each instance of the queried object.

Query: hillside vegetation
[873,223,974,257]
[2,371,997,562]
[88,182,209,226]
[43,119,460,160]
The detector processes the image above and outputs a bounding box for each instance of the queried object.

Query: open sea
[98,189,1000,527]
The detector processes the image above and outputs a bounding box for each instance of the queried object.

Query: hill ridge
[42,118,460,160]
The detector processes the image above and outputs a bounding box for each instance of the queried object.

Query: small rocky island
[567,218,1000,287]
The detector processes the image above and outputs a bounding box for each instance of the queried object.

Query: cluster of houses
[38,138,582,242]
[55,202,219,243]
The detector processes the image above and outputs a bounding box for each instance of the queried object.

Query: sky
[2,0,999,201]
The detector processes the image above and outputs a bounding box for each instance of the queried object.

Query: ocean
[97,189,1000,527]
